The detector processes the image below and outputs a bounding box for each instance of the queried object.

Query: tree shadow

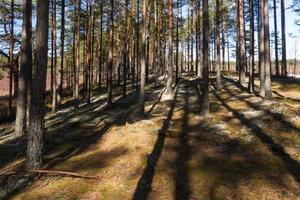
[221,78,300,134]
[174,80,191,200]
[0,83,167,199]
[213,89,300,184]
[132,84,179,200]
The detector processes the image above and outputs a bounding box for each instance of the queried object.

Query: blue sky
[270,0,300,59]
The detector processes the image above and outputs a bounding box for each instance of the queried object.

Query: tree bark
[107,0,114,104]
[98,1,103,89]
[165,0,174,97]
[281,0,287,77]
[201,0,209,114]
[58,0,65,105]
[263,0,272,99]
[248,0,254,93]
[26,0,49,170]
[237,0,246,85]
[51,0,57,113]
[123,0,129,97]
[259,0,265,97]
[8,0,14,117]
[215,0,221,90]
[139,0,147,115]
[74,0,81,110]
[15,0,32,137]
[273,0,279,76]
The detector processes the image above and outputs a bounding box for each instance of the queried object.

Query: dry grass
[0,75,299,200]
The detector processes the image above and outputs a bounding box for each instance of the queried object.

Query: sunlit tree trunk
[165,0,174,98]
[175,0,179,84]
[58,0,65,105]
[152,0,158,86]
[237,0,246,85]
[273,0,279,76]
[259,0,265,97]
[263,0,272,99]
[139,0,147,115]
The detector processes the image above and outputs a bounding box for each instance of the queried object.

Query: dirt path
[5,77,300,199]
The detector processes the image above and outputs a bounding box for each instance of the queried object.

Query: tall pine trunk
[8,0,14,117]
[237,0,246,85]
[107,0,114,104]
[273,0,279,76]
[263,0,272,99]
[51,0,57,113]
[123,0,129,97]
[281,0,287,77]
[26,0,49,170]
[201,0,209,114]
[139,0,147,115]
[74,0,81,110]
[215,0,221,90]
[248,0,254,93]
[15,0,32,137]
[165,0,174,98]
[98,1,103,89]
[58,0,65,105]
[259,0,265,97]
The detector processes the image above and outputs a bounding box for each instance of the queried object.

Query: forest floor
[0,74,300,200]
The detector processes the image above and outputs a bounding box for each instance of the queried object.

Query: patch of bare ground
[0,75,300,200]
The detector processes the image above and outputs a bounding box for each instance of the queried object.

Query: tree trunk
[139,0,147,115]
[51,0,57,113]
[281,0,287,77]
[187,9,190,72]
[75,0,81,110]
[135,0,140,91]
[263,0,272,99]
[98,1,103,89]
[8,0,14,117]
[215,0,221,90]
[152,0,158,86]
[237,0,246,85]
[201,0,209,114]
[273,0,279,76]
[15,0,32,137]
[86,1,92,104]
[191,0,194,72]
[175,0,179,84]
[123,0,129,97]
[26,0,49,170]
[107,0,114,104]
[165,0,174,98]
[58,0,65,105]
[259,0,265,97]
[248,0,254,93]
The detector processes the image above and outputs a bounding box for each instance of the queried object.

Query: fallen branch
[25,169,100,180]
[0,169,100,180]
